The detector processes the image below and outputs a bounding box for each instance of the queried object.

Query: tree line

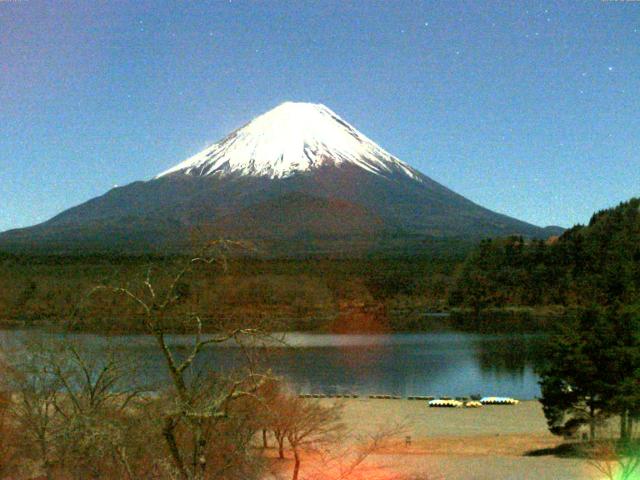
[0,253,461,333]
[449,197,640,313]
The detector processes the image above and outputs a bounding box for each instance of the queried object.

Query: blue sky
[1,0,638,232]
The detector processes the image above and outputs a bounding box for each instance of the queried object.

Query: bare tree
[287,400,344,480]
[49,343,147,480]
[258,381,290,459]
[0,359,18,478]
[85,241,272,480]
[4,339,146,480]
[259,381,405,480]
[298,421,406,480]
[7,343,64,480]
[251,377,283,452]
[257,384,345,478]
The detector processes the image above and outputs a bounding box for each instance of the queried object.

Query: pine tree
[537,307,614,441]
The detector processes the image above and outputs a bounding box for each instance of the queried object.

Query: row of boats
[428,396,520,408]
[296,393,520,406]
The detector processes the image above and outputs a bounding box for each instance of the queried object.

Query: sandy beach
[265,399,598,480]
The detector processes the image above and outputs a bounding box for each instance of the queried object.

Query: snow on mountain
[157,102,421,181]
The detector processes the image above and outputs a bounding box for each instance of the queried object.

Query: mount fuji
[0,102,561,255]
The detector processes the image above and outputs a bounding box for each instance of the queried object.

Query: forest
[1,198,638,334]
[0,251,462,333]
[449,197,640,314]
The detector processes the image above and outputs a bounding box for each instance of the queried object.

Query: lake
[0,330,548,399]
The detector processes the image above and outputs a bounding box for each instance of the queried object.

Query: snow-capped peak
[157,101,421,181]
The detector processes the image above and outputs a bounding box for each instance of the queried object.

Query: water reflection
[473,334,548,375]
[0,330,546,399]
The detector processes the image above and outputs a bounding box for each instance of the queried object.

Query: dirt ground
[265,399,601,480]
[336,398,552,438]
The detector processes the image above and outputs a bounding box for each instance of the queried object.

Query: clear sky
[1,0,638,232]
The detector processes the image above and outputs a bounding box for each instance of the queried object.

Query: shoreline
[0,305,567,335]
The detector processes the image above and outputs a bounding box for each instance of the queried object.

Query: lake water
[0,331,548,399]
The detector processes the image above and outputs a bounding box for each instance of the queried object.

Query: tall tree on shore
[538,305,640,441]
[604,305,640,441]
[538,307,614,441]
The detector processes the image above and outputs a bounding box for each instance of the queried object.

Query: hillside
[450,197,640,311]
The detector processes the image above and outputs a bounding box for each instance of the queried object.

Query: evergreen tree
[450,197,640,315]
[538,305,640,441]
[604,304,640,441]
[538,307,614,440]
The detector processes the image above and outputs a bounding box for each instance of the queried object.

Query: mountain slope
[0,102,559,255]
